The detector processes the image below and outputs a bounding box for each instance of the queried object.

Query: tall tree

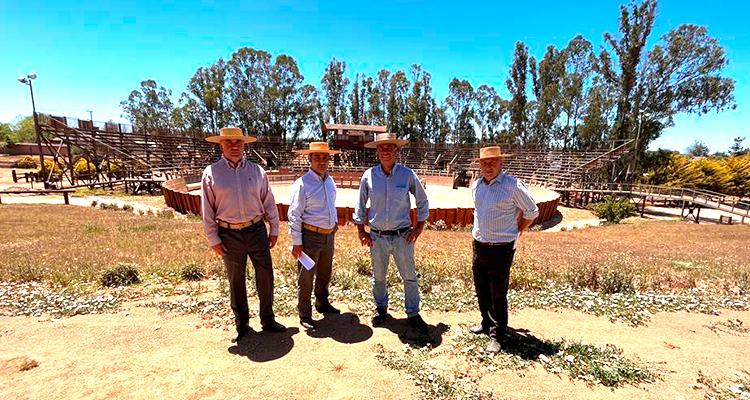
[387,70,409,136]
[320,58,350,124]
[120,79,175,134]
[185,59,230,134]
[686,140,710,157]
[730,137,746,156]
[349,73,361,124]
[445,78,475,143]
[559,36,595,149]
[226,47,273,137]
[507,42,530,144]
[404,64,433,142]
[266,54,317,140]
[474,85,497,142]
[530,45,565,145]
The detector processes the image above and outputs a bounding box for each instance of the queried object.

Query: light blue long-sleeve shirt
[471,172,539,243]
[287,169,338,245]
[353,164,429,231]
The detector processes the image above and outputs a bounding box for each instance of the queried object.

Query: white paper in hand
[290,246,316,270]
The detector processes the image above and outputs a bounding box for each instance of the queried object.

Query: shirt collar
[376,163,399,177]
[306,168,328,183]
[221,157,245,169]
[480,172,504,187]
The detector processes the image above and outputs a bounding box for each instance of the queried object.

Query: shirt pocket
[394,185,410,206]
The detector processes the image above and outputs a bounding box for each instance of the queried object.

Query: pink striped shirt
[201,157,279,246]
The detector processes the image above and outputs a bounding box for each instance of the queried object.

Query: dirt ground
[1,303,748,400]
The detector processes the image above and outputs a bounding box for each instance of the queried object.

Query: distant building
[324,124,387,150]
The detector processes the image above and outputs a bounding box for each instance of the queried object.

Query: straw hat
[294,142,341,155]
[205,127,258,144]
[474,146,513,161]
[364,132,409,149]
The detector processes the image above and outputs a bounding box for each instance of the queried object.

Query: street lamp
[18,72,45,186]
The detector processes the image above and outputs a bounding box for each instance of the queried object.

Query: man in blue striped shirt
[288,142,341,330]
[353,132,431,334]
[470,146,539,353]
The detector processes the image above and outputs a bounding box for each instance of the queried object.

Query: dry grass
[1,204,749,296]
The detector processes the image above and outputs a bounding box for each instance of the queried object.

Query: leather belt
[216,215,263,230]
[475,240,514,247]
[371,227,411,236]
[302,222,335,235]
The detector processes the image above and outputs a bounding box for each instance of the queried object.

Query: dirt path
[2,304,748,400]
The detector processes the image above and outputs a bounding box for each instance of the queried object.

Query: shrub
[37,160,64,181]
[157,209,174,219]
[179,263,205,281]
[600,270,635,294]
[73,158,97,177]
[121,204,134,212]
[99,159,126,178]
[16,156,37,169]
[99,263,141,287]
[99,202,120,211]
[90,199,98,207]
[588,196,636,223]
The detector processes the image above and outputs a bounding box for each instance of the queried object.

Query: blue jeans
[370,231,420,317]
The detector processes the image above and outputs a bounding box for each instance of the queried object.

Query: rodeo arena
[1,113,748,226]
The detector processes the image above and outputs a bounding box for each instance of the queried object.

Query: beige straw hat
[294,142,341,155]
[474,146,513,161]
[364,132,409,149]
[205,127,258,144]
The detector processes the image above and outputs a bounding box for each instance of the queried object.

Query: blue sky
[1,0,748,153]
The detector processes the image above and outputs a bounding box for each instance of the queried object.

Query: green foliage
[686,140,711,157]
[99,159,126,178]
[16,156,37,169]
[587,195,636,223]
[643,151,750,197]
[178,262,205,281]
[99,263,141,287]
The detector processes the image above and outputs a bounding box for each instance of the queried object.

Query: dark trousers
[218,222,275,328]
[472,240,516,340]
[297,228,335,319]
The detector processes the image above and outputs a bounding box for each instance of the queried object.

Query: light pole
[87,110,93,123]
[631,109,651,182]
[17,73,45,185]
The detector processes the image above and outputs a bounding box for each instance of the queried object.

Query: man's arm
[200,168,226,256]
[407,170,429,244]
[513,180,539,236]
[353,171,372,247]
[260,169,280,248]
[288,179,306,258]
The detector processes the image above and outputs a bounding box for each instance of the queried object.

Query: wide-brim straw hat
[295,142,341,155]
[474,146,513,161]
[205,127,258,144]
[364,132,409,149]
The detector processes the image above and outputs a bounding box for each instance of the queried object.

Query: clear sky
[1,0,748,153]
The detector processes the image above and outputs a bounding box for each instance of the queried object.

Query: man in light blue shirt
[288,142,341,330]
[470,146,539,353]
[353,132,430,334]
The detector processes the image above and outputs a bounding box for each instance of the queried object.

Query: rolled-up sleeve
[411,171,429,222]
[260,170,280,236]
[287,179,305,246]
[353,170,370,224]
[200,167,222,247]
[514,180,539,220]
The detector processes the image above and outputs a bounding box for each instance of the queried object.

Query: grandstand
[31,114,631,190]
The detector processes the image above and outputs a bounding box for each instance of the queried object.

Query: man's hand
[269,235,278,249]
[358,229,372,247]
[211,243,227,257]
[405,226,423,244]
[291,244,303,259]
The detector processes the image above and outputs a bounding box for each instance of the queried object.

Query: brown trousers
[219,222,275,328]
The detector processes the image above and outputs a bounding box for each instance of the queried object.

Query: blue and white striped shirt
[471,172,539,243]
[287,169,338,245]
[353,164,429,231]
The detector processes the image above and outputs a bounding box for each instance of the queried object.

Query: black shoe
[230,325,250,343]
[316,304,341,314]
[300,317,317,330]
[486,337,502,354]
[408,314,429,334]
[261,321,287,333]
[469,325,488,335]
[371,306,388,326]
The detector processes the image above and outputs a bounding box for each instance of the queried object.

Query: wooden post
[695,206,701,224]
[63,191,70,205]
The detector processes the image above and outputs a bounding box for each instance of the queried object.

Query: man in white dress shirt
[470,146,539,353]
[288,142,341,330]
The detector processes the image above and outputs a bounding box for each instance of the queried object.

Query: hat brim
[473,154,513,161]
[295,149,341,155]
[205,135,258,144]
[364,139,409,149]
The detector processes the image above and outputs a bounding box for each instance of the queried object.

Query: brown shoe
[262,321,287,333]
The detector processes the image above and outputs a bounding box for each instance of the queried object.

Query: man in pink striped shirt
[201,127,285,343]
